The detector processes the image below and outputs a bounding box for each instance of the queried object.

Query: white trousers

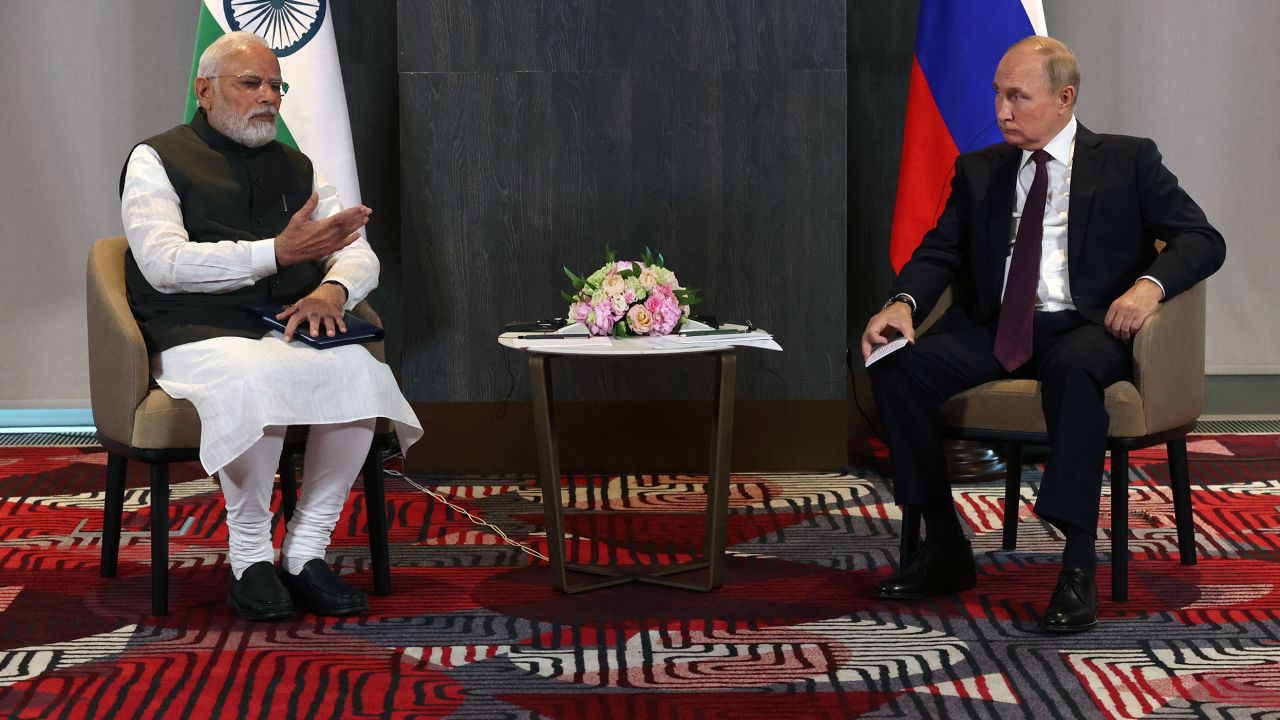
[219,419,375,578]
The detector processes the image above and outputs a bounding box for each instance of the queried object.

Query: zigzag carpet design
[0,434,1278,718]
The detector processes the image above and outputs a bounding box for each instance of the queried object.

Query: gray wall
[0,2,193,408]
[1044,0,1280,374]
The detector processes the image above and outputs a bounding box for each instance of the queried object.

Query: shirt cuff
[1138,275,1166,299]
[322,278,350,300]
[252,238,279,276]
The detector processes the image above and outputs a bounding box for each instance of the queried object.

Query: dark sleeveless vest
[120,108,321,352]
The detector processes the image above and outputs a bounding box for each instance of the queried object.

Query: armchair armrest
[1132,281,1207,432]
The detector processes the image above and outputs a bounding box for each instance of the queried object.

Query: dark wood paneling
[397,0,847,466]
[846,1,918,326]
[332,0,403,369]
[401,66,846,403]
[399,0,845,72]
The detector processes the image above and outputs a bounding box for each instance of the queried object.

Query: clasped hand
[275,192,372,266]
[276,282,348,342]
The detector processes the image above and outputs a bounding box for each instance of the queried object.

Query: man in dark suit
[860,36,1225,632]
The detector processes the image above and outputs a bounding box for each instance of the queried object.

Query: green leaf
[613,320,628,337]
[560,290,576,302]
[563,266,585,289]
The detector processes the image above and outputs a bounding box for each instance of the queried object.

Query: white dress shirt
[1004,116,1076,311]
[120,144,378,310]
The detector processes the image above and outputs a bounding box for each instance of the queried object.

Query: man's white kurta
[122,145,421,475]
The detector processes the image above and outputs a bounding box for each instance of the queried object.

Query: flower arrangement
[563,248,700,337]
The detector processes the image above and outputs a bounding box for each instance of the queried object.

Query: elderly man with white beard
[119,31,421,620]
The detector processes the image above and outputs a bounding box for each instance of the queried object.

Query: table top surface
[497,333,759,356]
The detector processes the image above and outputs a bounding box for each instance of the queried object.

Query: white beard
[209,102,278,148]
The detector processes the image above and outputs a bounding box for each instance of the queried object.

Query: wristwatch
[881,293,915,313]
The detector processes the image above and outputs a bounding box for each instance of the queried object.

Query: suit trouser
[868,310,1131,533]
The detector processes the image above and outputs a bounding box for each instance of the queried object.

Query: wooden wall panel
[397,0,847,468]
[332,0,404,368]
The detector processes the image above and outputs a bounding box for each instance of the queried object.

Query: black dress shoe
[227,561,295,621]
[279,559,369,616]
[876,538,978,600]
[1040,566,1098,633]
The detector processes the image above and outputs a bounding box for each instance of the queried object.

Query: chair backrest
[86,236,151,444]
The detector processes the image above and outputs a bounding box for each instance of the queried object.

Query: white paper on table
[648,330,782,352]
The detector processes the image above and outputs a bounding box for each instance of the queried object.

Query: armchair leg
[363,442,392,596]
[150,463,170,617]
[1002,443,1023,551]
[101,453,127,578]
[1110,449,1129,603]
[1167,438,1197,566]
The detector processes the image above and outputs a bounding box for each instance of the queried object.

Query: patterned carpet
[0,435,1278,718]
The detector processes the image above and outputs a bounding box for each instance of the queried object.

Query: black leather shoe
[227,561,294,621]
[1039,566,1098,633]
[279,559,369,616]
[875,539,978,600]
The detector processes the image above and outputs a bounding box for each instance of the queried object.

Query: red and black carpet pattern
[1,435,1279,718]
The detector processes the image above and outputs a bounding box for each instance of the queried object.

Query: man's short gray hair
[196,31,272,78]
[1008,35,1081,106]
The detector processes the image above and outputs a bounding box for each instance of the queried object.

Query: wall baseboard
[404,399,848,476]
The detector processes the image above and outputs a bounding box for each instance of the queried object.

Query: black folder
[253,304,385,349]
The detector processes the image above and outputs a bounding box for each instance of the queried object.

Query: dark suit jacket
[891,124,1225,329]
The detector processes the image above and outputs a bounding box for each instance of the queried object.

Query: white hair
[196,31,272,78]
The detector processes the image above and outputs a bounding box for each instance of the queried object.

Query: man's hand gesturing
[274,192,372,266]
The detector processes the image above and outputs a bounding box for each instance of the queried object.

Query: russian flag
[889,0,1047,272]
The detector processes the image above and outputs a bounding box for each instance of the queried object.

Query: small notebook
[253,304,385,349]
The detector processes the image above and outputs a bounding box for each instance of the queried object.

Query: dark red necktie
[994,148,1052,372]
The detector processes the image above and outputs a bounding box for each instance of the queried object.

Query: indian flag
[183,0,361,206]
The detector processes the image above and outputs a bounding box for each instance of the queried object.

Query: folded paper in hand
[864,337,909,367]
[253,304,385,349]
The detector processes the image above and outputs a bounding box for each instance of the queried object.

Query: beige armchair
[899,282,1205,602]
[87,235,396,616]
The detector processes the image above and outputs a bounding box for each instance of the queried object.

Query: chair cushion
[941,379,1148,438]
